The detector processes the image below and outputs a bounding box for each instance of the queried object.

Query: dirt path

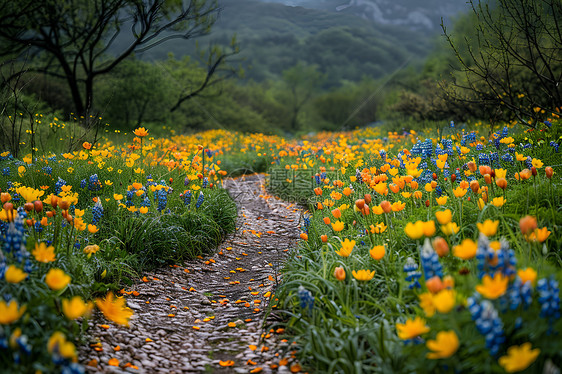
[79,174,303,373]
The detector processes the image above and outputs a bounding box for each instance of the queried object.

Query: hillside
[259,0,468,31]
[135,0,442,85]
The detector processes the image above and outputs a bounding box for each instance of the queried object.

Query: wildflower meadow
[0,111,561,373]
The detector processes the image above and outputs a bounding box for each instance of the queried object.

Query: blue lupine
[379,149,387,161]
[478,153,490,165]
[183,190,192,206]
[125,190,135,207]
[404,257,422,289]
[508,277,532,310]
[537,277,561,320]
[467,297,505,356]
[156,188,168,212]
[302,214,311,234]
[88,174,101,191]
[202,177,209,188]
[80,179,87,189]
[476,235,516,279]
[3,213,27,255]
[298,285,314,312]
[196,191,204,208]
[420,239,443,280]
[1,167,9,176]
[502,153,514,163]
[525,156,533,169]
[141,197,151,208]
[42,166,52,175]
[92,200,103,225]
[55,177,67,194]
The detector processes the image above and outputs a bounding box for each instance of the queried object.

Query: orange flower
[476,272,508,299]
[453,239,477,260]
[82,142,92,150]
[333,266,346,281]
[519,215,537,235]
[370,245,385,260]
[133,127,149,137]
[331,208,341,219]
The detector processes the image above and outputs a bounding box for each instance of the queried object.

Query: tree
[0,0,229,125]
[279,63,324,131]
[442,0,562,127]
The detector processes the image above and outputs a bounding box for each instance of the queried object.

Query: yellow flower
[336,238,355,257]
[0,300,26,324]
[453,186,467,198]
[370,245,385,260]
[139,206,149,214]
[67,167,74,173]
[476,272,508,299]
[32,242,56,263]
[478,198,486,210]
[369,222,387,234]
[45,268,71,290]
[391,201,406,212]
[113,194,123,200]
[104,180,113,186]
[432,289,455,314]
[426,330,459,359]
[423,221,436,237]
[419,292,436,317]
[531,158,543,169]
[62,296,92,320]
[453,239,477,259]
[441,222,459,236]
[47,331,76,360]
[5,265,28,283]
[95,292,133,326]
[498,343,540,373]
[88,224,99,234]
[396,316,430,340]
[527,227,551,242]
[74,209,85,218]
[517,268,537,286]
[351,269,375,281]
[435,196,448,205]
[331,220,344,232]
[83,244,100,258]
[491,196,506,207]
[495,168,507,179]
[424,183,434,192]
[476,219,499,236]
[18,165,26,177]
[515,152,526,162]
[435,209,452,225]
[404,221,424,240]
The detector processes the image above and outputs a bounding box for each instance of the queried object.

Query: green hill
[135,0,436,85]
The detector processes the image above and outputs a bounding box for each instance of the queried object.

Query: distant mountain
[258,0,468,31]
[135,0,454,85]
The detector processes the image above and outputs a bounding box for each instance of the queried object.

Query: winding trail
[79,174,303,373]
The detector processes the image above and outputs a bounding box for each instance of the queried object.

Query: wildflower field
[0,114,561,373]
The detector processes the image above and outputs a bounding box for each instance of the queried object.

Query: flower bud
[333,266,346,281]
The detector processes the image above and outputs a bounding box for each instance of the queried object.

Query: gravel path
[78,174,303,373]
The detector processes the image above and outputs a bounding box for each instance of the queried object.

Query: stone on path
[79,174,303,373]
